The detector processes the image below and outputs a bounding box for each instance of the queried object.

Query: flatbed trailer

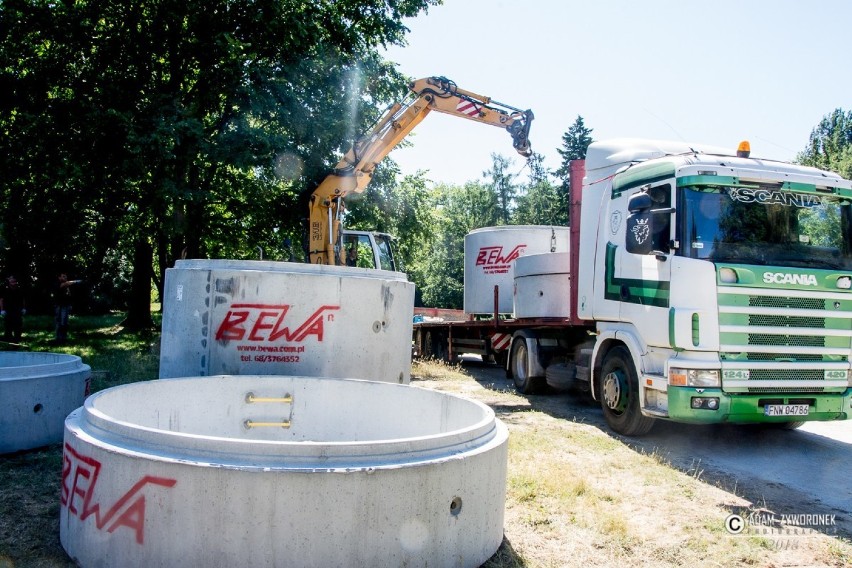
[413,316,585,362]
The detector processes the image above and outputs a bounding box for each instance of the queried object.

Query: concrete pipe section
[463,225,569,315]
[513,252,572,319]
[60,375,509,568]
[0,352,90,454]
[159,260,415,384]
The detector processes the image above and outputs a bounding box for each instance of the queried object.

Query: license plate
[764,404,810,417]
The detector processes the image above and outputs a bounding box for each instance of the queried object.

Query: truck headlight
[669,368,720,387]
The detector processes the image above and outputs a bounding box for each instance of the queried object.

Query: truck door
[615,182,674,348]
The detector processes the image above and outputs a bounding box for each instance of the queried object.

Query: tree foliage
[0,0,438,324]
[482,153,517,225]
[514,152,565,225]
[553,115,593,226]
[411,181,499,308]
[795,108,852,254]
[797,108,852,179]
[344,168,436,272]
[556,115,594,168]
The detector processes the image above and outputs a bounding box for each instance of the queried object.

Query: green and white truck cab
[578,139,852,435]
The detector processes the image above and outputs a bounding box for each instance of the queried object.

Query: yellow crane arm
[308,76,534,265]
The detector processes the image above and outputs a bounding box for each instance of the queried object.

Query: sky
[380,0,852,186]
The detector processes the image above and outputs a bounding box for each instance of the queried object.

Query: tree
[525,151,549,187]
[344,168,437,272]
[554,115,593,224]
[513,152,565,225]
[795,109,852,255]
[513,153,565,225]
[414,181,499,308]
[797,108,852,179]
[483,153,517,225]
[0,0,439,325]
[556,115,595,167]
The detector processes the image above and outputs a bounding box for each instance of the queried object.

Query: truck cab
[578,139,852,434]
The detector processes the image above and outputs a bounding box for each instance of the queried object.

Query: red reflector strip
[456,100,481,118]
[491,333,511,351]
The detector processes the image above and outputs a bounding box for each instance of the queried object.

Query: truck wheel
[598,346,654,436]
[413,330,424,359]
[510,338,544,394]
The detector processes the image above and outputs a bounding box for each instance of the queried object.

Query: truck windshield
[680,185,852,270]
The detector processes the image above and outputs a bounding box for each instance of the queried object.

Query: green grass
[3,312,161,390]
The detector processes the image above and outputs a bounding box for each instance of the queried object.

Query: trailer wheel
[419,330,450,362]
[599,346,654,436]
[430,331,448,362]
[422,331,435,359]
[493,350,508,368]
[509,338,544,394]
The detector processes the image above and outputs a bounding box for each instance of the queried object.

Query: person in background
[0,275,26,346]
[54,272,81,344]
[346,246,358,267]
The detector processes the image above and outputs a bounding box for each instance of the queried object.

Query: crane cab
[340,230,398,272]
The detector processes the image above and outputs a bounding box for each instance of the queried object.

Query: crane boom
[308,76,534,265]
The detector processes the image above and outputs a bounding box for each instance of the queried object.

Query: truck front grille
[718,286,852,394]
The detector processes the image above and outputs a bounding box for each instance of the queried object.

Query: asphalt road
[459,358,852,539]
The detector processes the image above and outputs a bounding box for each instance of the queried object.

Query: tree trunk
[124,237,154,330]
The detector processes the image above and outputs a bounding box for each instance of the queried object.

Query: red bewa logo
[61,443,177,545]
[475,245,525,275]
[215,304,340,342]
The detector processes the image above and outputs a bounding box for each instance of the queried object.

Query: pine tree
[554,116,593,224]
[483,153,516,225]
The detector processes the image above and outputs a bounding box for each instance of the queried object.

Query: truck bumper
[665,387,852,424]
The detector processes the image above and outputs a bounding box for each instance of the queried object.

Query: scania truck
[413,139,852,435]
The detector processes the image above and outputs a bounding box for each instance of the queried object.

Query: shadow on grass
[484,535,528,567]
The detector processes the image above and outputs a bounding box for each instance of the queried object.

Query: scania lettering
[413,139,852,435]
[762,272,819,286]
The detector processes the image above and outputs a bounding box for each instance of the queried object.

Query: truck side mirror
[627,192,653,213]
[626,212,654,255]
